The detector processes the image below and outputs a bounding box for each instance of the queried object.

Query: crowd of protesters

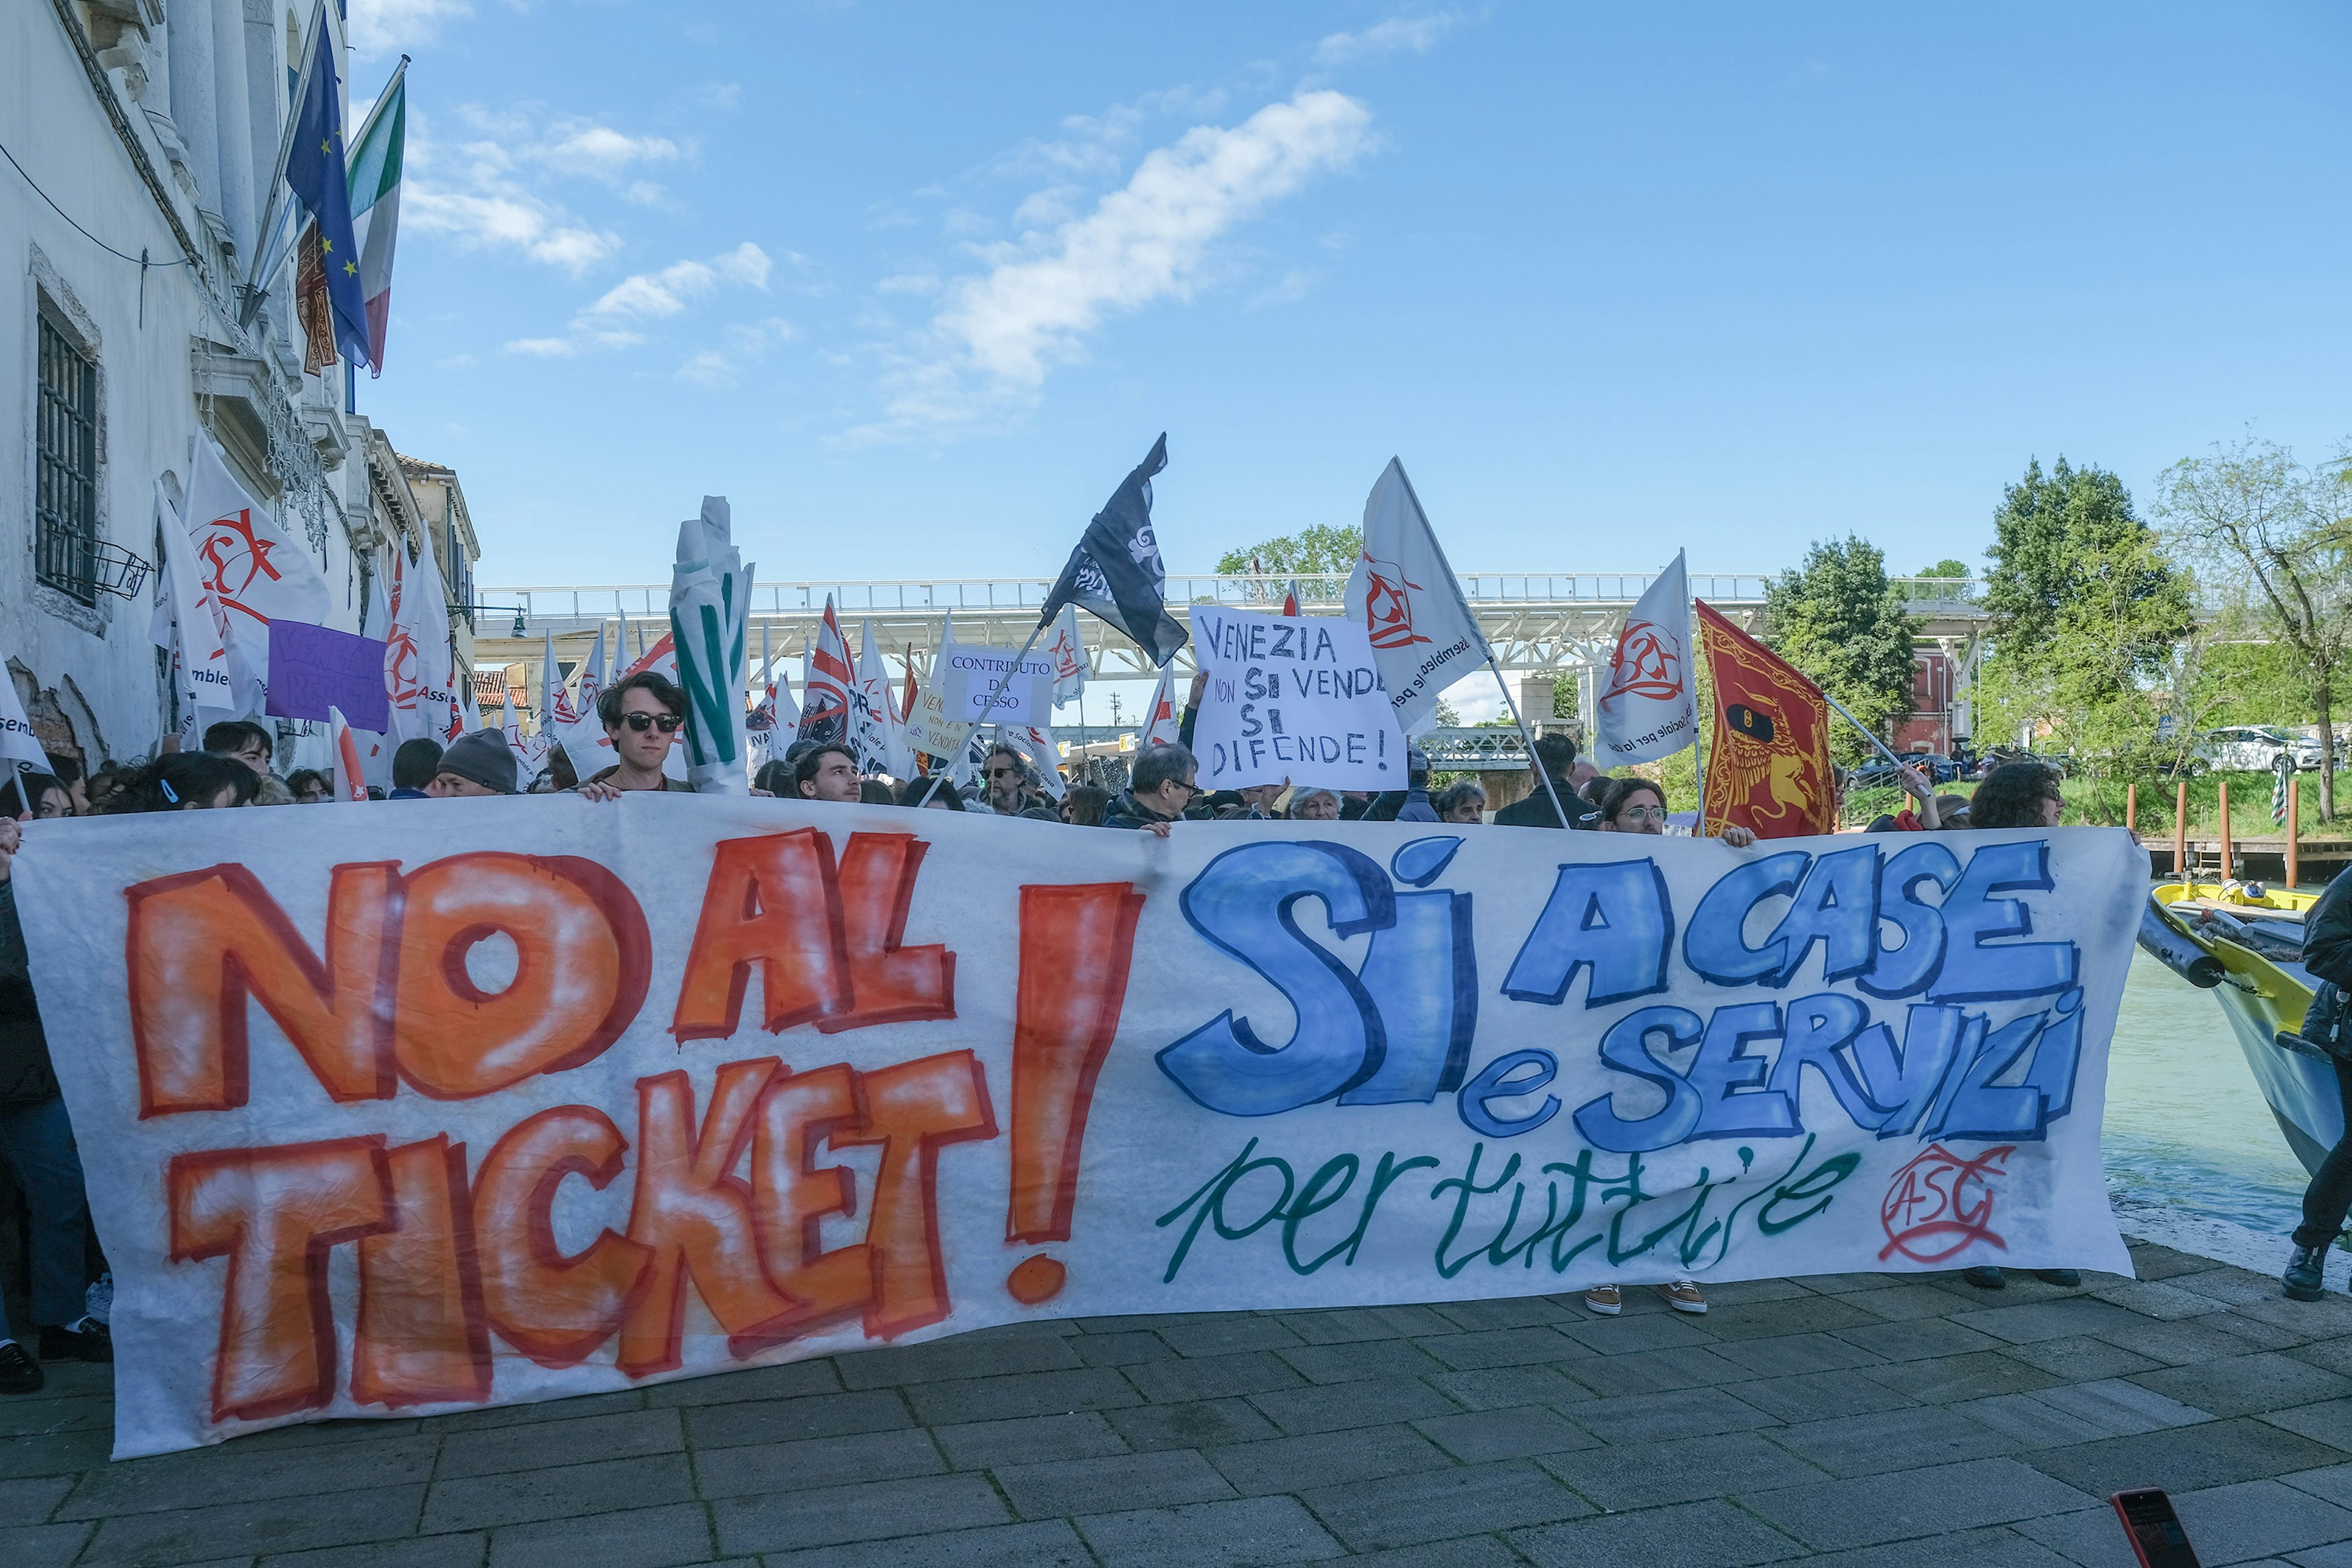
[0,662,2092,1393]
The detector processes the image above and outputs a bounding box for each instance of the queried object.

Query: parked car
[2194,726,2334,774]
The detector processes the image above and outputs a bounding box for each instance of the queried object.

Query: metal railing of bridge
[478,574,1984,624]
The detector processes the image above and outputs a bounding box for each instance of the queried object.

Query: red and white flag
[328,706,370,802]
[184,432,331,716]
[1141,668,1183,746]
[797,596,853,748]
[1596,551,1698,766]
[1344,458,1490,735]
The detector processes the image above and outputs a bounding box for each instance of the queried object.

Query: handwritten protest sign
[19,806,2141,1457]
[1189,606,1408,790]
[939,643,1053,726]
[264,621,391,731]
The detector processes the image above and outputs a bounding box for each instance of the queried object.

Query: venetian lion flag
[1697,600,1835,839]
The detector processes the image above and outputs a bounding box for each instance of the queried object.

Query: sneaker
[1660,1280,1708,1314]
[85,1272,112,1327]
[2286,1244,2329,1302]
[39,1320,111,1364]
[2031,1268,2082,1288]
[1582,1284,1623,1316]
[1962,1266,2007,1290]
[0,1341,41,1395]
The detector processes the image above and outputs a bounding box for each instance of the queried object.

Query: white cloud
[696,83,744,110]
[1246,267,1319,310]
[676,318,794,386]
[936,89,1374,388]
[349,0,472,57]
[1314,12,1457,66]
[503,337,577,357]
[402,105,696,271]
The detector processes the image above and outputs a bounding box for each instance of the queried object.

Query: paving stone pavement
[10,1240,2352,1566]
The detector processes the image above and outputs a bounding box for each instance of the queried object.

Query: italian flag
[346,63,406,377]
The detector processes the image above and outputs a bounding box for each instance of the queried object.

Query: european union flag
[282,17,368,368]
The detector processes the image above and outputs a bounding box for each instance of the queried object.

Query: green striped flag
[346,62,406,376]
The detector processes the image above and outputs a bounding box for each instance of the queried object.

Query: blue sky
[349,1,2352,589]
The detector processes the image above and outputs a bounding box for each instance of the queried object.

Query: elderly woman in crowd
[1290,788,1341,821]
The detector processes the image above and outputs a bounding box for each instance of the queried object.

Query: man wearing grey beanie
[425,729,519,797]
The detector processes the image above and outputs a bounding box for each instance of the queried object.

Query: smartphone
[2112,1488,2201,1568]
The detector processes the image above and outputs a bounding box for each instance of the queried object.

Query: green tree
[1215,524,1362,603]
[2155,437,2352,820]
[1984,457,2187,660]
[1977,527,2203,820]
[1917,559,1973,579]
[1763,537,1919,765]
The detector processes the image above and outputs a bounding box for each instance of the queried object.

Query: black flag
[1041,434,1187,667]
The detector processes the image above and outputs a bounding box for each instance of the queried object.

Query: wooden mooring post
[2126,783,2137,833]
[2175,780,2189,880]
[2219,779,2234,880]
[2290,778,2302,889]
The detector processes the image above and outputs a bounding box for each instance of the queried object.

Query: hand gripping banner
[16,804,2143,1457]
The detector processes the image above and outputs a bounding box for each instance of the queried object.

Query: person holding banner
[0,818,108,1393]
[1105,743,1200,835]
[575,674,695,799]
[99,755,260,813]
[388,739,442,801]
[423,731,519,798]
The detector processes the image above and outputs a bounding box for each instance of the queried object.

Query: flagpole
[1487,656,1574,829]
[1820,690,1909,769]
[240,0,332,323]
[1689,592,1711,837]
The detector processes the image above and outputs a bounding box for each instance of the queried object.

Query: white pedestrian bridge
[473,573,1987,680]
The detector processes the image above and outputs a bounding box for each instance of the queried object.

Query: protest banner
[940,644,1052,726]
[265,620,392,731]
[1189,606,1408,790]
[19,807,2141,1458]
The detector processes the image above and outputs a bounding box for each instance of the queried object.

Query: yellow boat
[2141,880,2341,1175]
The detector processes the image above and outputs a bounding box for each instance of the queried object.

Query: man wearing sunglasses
[575,673,696,799]
[983,744,1058,821]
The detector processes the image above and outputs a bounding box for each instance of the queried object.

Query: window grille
[36,316,98,605]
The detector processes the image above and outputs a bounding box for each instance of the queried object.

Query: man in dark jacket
[0,818,110,1393]
[1105,743,1199,836]
[2284,872,2352,1300]
[1493,733,1599,829]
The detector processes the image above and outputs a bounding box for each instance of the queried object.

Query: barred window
[36,315,98,605]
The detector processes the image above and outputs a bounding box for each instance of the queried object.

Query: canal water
[2106,951,2326,1280]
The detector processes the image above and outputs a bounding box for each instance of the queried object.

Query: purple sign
[265,620,389,731]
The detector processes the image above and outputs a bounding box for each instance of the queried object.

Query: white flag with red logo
[184,434,331,715]
[1141,668,1183,746]
[541,630,578,728]
[1043,603,1089,704]
[1344,458,1490,736]
[1596,551,1698,766]
[382,527,457,747]
[328,706,371,801]
[148,481,240,744]
[853,620,909,779]
[797,597,854,748]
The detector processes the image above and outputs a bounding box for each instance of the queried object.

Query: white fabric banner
[1596,551,1700,766]
[1189,608,1409,791]
[184,434,332,715]
[22,813,2142,1458]
[1343,459,1490,736]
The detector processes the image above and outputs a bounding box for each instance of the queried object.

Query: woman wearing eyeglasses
[574,672,696,799]
[1579,774,1755,1322]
